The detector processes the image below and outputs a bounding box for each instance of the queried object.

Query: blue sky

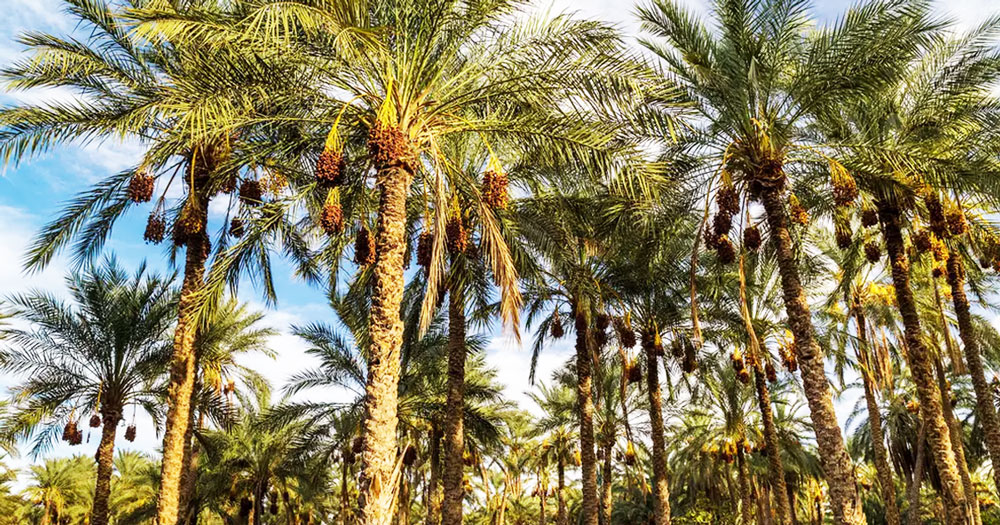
[0,0,996,474]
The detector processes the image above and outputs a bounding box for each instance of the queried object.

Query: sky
[0,0,996,478]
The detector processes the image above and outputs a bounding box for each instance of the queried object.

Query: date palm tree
[0,2,308,522]
[21,456,94,525]
[0,256,175,525]
[637,1,937,522]
[819,20,1000,524]
[140,3,665,521]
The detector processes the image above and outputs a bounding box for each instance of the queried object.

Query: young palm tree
[637,1,936,522]
[21,456,94,525]
[0,257,175,525]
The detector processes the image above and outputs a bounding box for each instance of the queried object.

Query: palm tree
[820,20,1000,524]
[21,456,94,525]
[0,2,306,522]
[521,195,620,525]
[178,299,276,525]
[0,256,175,525]
[145,4,660,521]
[637,1,937,522]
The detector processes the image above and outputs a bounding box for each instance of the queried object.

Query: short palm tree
[0,256,175,525]
[637,1,937,522]
[21,456,94,525]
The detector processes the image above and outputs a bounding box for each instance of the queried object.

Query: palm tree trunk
[907,422,926,525]
[342,458,352,525]
[426,423,443,525]
[738,447,753,525]
[759,187,864,525]
[539,485,546,525]
[643,331,671,525]
[753,367,791,525]
[788,482,799,525]
[361,164,412,525]
[399,470,411,525]
[876,201,970,525]
[933,354,980,525]
[853,311,901,525]
[556,457,567,525]
[441,282,467,525]
[253,483,265,525]
[573,309,599,525]
[90,407,120,525]
[157,187,210,525]
[179,399,203,524]
[946,253,1000,493]
[600,440,613,525]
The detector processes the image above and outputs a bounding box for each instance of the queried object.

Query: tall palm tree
[521,194,621,525]
[637,1,936,522]
[148,4,660,522]
[0,256,175,525]
[0,2,306,522]
[821,20,1000,524]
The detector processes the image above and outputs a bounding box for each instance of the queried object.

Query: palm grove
[0,0,998,524]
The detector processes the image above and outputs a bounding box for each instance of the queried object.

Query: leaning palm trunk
[158,188,210,525]
[759,187,864,525]
[573,310,600,525]
[179,383,202,523]
[946,253,1000,493]
[853,311,901,525]
[643,330,671,525]
[441,281,467,525]
[342,457,352,525]
[753,366,792,525]
[90,407,120,525]
[361,164,413,524]
[876,202,969,525]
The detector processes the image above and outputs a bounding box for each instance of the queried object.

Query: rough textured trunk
[90,407,120,525]
[539,485,546,525]
[788,484,799,525]
[600,441,613,525]
[738,448,753,525]
[573,310,599,525]
[253,484,265,525]
[157,187,210,525]
[398,470,411,525]
[853,311,901,525]
[441,283,467,525]
[877,202,969,525]
[907,422,926,525]
[934,355,980,525]
[760,187,864,525]
[643,332,671,525]
[753,367,791,525]
[342,458,352,525]
[361,165,412,524]
[426,423,443,525]
[946,253,1000,493]
[179,395,203,524]
[556,457,567,525]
